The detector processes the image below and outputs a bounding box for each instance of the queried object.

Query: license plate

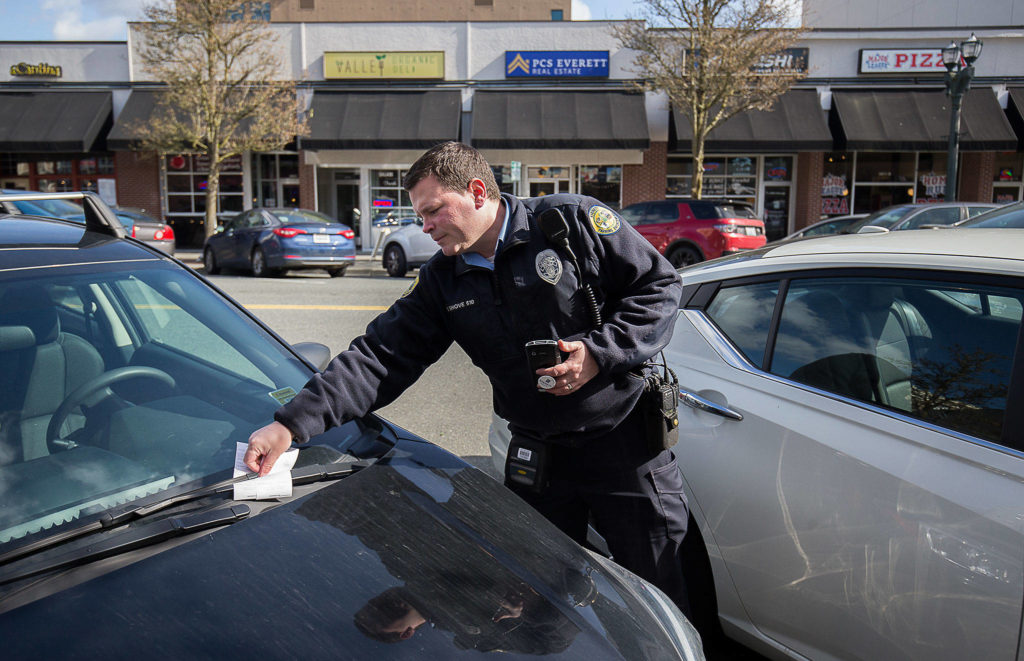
[313,233,330,244]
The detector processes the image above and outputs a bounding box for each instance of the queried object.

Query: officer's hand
[244,421,294,475]
[537,339,599,396]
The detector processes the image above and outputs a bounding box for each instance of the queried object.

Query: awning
[107,90,159,151]
[304,91,461,149]
[471,91,649,150]
[671,90,832,152]
[0,92,112,152]
[830,89,1017,151]
[1003,88,1024,151]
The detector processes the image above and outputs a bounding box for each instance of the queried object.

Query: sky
[1,0,639,41]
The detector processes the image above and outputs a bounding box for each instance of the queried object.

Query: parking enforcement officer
[244,142,690,612]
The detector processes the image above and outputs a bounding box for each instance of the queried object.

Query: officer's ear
[467,178,488,209]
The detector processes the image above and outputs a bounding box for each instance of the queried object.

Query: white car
[381,219,440,277]
[668,229,1024,659]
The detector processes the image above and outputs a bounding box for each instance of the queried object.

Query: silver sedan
[668,230,1024,660]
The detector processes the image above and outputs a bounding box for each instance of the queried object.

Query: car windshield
[959,203,1024,228]
[268,209,336,225]
[8,198,85,220]
[0,260,315,547]
[843,206,916,232]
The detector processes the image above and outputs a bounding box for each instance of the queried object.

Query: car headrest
[0,325,35,351]
[0,286,59,345]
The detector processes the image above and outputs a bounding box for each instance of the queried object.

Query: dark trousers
[506,407,692,617]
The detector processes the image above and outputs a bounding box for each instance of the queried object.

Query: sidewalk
[175,249,391,277]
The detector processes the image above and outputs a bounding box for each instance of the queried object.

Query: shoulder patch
[588,205,620,235]
[401,274,419,298]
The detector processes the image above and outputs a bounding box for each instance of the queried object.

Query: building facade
[2,11,1024,248]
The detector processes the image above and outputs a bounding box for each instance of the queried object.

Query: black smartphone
[525,339,562,371]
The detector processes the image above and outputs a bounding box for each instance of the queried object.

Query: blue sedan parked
[203,207,356,277]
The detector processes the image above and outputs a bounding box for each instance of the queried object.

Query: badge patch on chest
[535,249,563,285]
[589,205,620,235]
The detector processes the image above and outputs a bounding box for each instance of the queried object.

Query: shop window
[491,165,518,196]
[821,152,852,217]
[915,153,948,203]
[666,156,758,205]
[579,165,621,208]
[0,153,115,197]
[251,152,299,208]
[666,159,692,196]
[163,153,244,247]
[370,168,414,224]
[993,153,1023,203]
[855,153,915,183]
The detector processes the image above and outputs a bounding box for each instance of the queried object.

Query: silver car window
[705,282,779,368]
[769,277,1022,444]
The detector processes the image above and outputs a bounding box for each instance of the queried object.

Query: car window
[688,201,717,220]
[244,211,266,228]
[715,204,757,220]
[960,204,1024,228]
[271,209,334,225]
[0,262,313,544]
[967,206,995,218]
[650,202,678,223]
[9,198,84,220]
[769,277,1022,444]
[903,206,960,229]
[705,282,779,368]
[619,204,644,227]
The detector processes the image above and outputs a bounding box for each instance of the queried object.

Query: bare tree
[615,0,806,198]
[136,0,308,238]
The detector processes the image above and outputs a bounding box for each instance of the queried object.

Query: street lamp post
[942,33,983,202]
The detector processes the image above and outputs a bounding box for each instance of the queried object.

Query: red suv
[619,199,766,267]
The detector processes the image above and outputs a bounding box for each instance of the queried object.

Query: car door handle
[679,388,743,421]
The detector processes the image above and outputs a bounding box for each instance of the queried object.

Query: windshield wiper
[0,505,251,587]
[0,460,364,568]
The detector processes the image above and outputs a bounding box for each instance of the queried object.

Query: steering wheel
[47,366,176,452]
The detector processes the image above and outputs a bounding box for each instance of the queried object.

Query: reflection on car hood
[0,445,682,659]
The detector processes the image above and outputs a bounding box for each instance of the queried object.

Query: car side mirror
[213,225,226,235]
[415,217,424,226]
[292,341,332,371]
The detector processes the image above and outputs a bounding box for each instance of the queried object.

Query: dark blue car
[203,207,357,277]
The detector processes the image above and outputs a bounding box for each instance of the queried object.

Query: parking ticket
[231,442,299,500]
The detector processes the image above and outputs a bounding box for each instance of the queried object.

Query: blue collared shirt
[461,200,510,271]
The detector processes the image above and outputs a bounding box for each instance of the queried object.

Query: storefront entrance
[528,166,571,197]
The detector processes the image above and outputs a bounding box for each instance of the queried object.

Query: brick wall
[299,151,315,210]
[114,151,162,218]
[958,152,994,202]
[622,141,667,206]
[794,152,824,231]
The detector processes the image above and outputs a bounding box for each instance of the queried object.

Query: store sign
[821,174,850,215]
[752,48,809,74]
[859,49,946,74]
[686,48,808,74]
[505,51,609,78]
[324,52,444,79]
[920,172,946,197]
[9,62,62,77]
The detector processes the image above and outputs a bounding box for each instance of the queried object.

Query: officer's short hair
[403,142,501,201]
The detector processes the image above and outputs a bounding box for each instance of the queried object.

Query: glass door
[528,166,571,197]
[763,185,792,242]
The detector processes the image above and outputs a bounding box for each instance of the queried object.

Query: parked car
[666,229,1024,660]
[773,213,867,243]
[954,200,1024,228]
[618,200,766,268]
[109,206,176,256]
[203,207,356,277]
[842,201,999,233]
[381,218,440,277]
[0,191,703,660]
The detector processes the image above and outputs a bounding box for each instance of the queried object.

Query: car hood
[0,444,688,660]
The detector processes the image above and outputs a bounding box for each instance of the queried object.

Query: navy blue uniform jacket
[276,193,683,445]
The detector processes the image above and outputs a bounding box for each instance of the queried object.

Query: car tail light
[153,225,174,241]
[713,223,740,233]
[273,227,306,238]
[339,229,355,239]
[130,225,137,238]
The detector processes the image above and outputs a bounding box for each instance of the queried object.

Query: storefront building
[6,9,1024,249]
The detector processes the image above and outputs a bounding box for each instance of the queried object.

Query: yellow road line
[242,304,389,311]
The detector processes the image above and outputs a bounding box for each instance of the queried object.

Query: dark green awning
[472,91,649,150]
[0,92,111,152]
[304,91,461,149]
